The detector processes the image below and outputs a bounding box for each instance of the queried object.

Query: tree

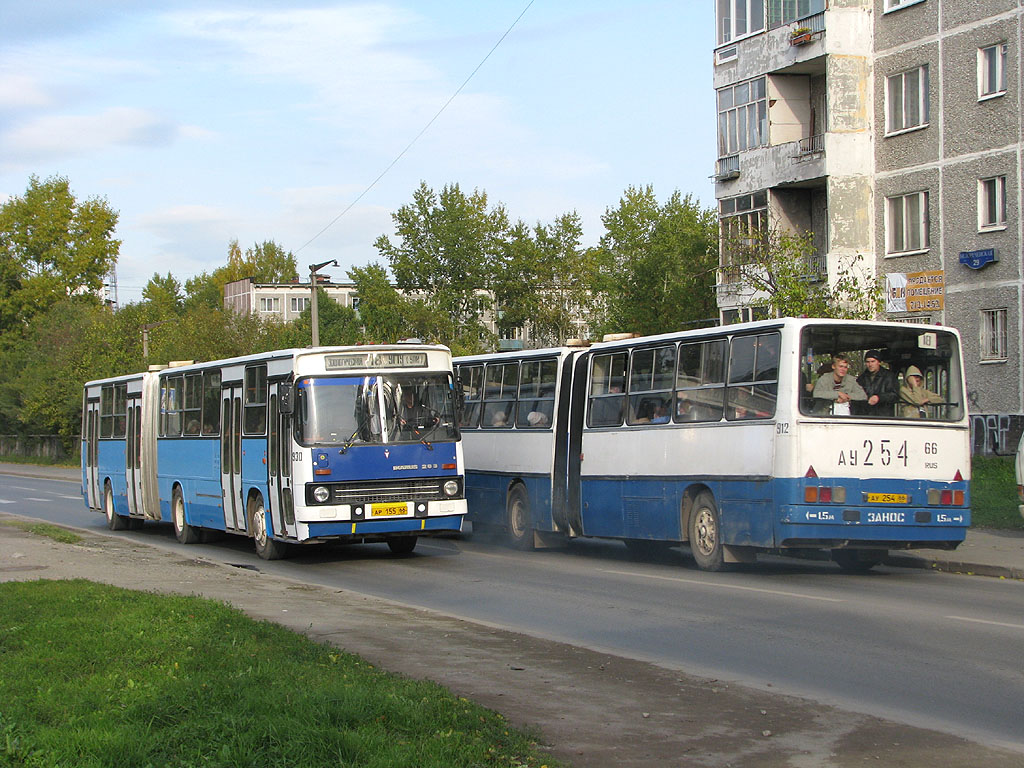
[184,239,299,310]
[374,182,504,350]
[720,228,883,320]
[595,186,718,337]
[142,272,184,316]
[349,263,409,343]
[0,175,120,341]
[280,289,361,348]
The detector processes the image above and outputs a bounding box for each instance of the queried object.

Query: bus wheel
[832,549,884,573]
[252,496,288,560]
[506,485,534,550]
[387,536,417,556]
[104,483,129,531]
[689,492,725,571]
[172,487,200,545]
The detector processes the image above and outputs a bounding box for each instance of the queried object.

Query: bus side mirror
[279,383,293,415]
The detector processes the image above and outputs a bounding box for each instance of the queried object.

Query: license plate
[865,493,908,504]
[370,502,409,517]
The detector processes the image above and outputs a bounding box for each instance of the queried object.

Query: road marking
[0,499,16,504]
[600,569,846,603]
[24,498,48,503]
[58,495,82,500]
[946,615,1024,631]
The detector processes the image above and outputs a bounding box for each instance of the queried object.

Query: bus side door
[126,397,143,516]
[220,385,245,531]
[267,384,293,538]
[84,395,101,509]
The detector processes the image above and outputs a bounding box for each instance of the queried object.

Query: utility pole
[309,260,338,347]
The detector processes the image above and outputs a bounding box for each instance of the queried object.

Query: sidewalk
[3,462,1022,579]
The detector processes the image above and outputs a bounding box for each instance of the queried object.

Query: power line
[296,0,536,254]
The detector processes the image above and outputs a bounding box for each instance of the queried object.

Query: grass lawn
[0,520,82,544]
[0,580,561,768]
[971,455,1022,530]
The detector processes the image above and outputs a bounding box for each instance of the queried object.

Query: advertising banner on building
[906,270,945,312]
[885,272,907,313]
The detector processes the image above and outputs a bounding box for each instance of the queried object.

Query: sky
[0,1,715,304]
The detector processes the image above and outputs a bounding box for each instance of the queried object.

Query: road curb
[885,553,1024,581]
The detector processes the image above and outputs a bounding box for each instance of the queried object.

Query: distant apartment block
[712,0,1023,445]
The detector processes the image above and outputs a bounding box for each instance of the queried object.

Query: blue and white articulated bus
[83,345,466,559]
[454,318,971,572]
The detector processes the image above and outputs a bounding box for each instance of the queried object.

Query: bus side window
[627,346,674,425]
[183,374,202,435]
[161,376,184,437]
[243,364,268,435]
[458,365,483,429]
[517,358,557,428]
[482,362,517,428]
[202,371,221,435]
[675,340,725,423]
[588,352,627,427]
[726,333,779,420]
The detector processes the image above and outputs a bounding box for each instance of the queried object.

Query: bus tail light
[804,485,845,503]
[927,489,965,506]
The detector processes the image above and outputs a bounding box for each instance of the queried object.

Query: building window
[767,0,825,28]
[720,191,769,274]
[259,297,280,313]
[886,191,929,255]
[979,176,1007,231]
[886,65,929,134]
[980,309,1008,361]
[717,78,767,157]
[290,296,310,313]
[716,0,765,46]
[884,0,926,11]
[978,44,1008,100]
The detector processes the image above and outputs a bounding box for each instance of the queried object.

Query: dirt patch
[1,514,1019,768]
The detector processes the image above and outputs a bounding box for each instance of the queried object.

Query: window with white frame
[716,0,765,45]
[979,176,1007,230]
[717,78,767,157]
[884,0,925,11]
[978,43,1008,99]
[886,191,929,255]
[980,308,1008,361]
[886,65,929,134]
[258,296,280,313]
[290,296,310,313]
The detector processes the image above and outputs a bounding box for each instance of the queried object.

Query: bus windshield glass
[799,324,964,421]
[295,374,458,446]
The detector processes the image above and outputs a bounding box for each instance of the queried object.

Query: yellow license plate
[370,502,409,517]
[866,493,908,504]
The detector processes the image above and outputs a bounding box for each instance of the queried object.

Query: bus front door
[84,397,101,509]
[267,386,293,539]
[220,387,245,531]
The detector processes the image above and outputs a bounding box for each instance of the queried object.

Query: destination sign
[324,352,428,370]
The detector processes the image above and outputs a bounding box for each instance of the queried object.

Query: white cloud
[0,73,51,109]
[1,107,187,161]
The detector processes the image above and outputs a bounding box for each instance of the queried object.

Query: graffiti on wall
[970,414,1024,456]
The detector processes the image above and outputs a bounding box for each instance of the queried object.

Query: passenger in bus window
[812,354,866,415]
[491,410,508,427]
[651,403,670,423]
[400,389,437,432]
[899,366,944,418]
[526,410,549,427]
[854,350,899,417]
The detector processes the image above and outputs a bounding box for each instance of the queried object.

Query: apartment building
[713,0,1023,452]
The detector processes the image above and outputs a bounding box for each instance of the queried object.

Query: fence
[0,435,74,462]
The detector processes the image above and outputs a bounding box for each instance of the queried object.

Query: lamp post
[309,260,338,347]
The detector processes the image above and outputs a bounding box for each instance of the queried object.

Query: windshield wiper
[338,428,361,454]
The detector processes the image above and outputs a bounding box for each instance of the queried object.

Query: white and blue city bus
[454,318,971,571]
[83,345,466,559]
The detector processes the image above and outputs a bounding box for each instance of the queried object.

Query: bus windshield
[295,373,458,446]
[799,324,964,421]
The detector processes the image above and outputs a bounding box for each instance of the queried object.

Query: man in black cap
[855,350,899,416]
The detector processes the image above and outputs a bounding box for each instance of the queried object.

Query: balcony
[803,252,827,283]
[795,134,824,157]
[714,154,740,181]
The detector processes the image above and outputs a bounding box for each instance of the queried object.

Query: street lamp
[309,259,338,347]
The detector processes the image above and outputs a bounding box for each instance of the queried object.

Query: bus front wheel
[506,485,534,550]
[689,492,725,571]
[387,536,417,555]
[172,487,200,545]
[252,496,288,560]
[105,483,129,531]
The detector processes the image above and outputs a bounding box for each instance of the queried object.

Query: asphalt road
[4,470,1023,753]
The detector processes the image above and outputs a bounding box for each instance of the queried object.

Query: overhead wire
[296,0,537,254]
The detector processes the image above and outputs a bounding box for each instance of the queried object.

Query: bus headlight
[313,486,330,503]
[443,480,460,497]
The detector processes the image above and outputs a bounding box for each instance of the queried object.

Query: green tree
[0,175,120,341]
[184,239,299,310]
[374,182,504,349]
[349,263,408,343]
[595,186,718,337]
[280,289,361,348]
[142,272,184,316]
[721,228,883,320]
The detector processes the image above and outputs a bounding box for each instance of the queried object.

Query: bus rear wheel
[105,483,129,531]
[172,487,200,544]
[832,549,884,573]
[506,485,534,550]
[689,492,725,572]
[387,536,417,555]
[252,496,288,560]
